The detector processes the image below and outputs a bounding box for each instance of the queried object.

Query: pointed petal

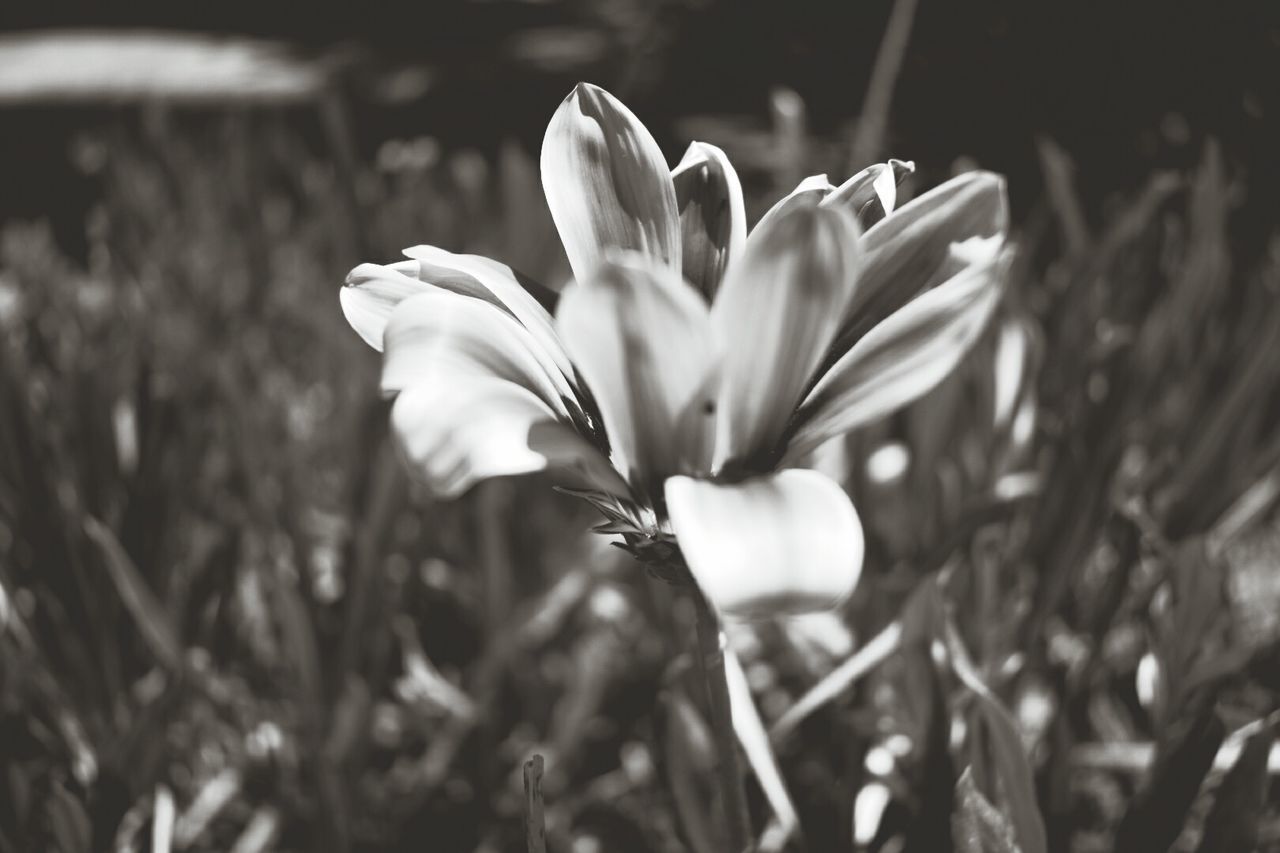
[540,83,680,284]
[671,141,747,301]
[821,159,915,229]
[341,260,429,351]
[665,470,864,618]
[401,245,575,382]
[835,170,1008,351]
[556,254,718,494]
[784,238,1007,462]
[382,291,576,416]
[712,204,863,467]
[392,378,628,499]
[751,174,835,235]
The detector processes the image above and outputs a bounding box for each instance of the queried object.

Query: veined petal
[556,254,718,495]
[402,245,575,382]
[822,159,915,229]
[834,170,1008,352]
[341,260,429,351]
[712,204,863,468]
[393,378,629,500]
[540,83,680,284]
[382,291,576,416]
[784,237,1008,463]
[665,470,864,618]
[751,174,835,235]
[671,141,747,301]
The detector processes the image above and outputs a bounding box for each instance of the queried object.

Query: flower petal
[835,170,1008,352]
[665,469,864,618]
[750,174,835,235]
[392,377,628,499]
[712,204,863,468]
[822,159,915,229]
[401,244,576,382]
[341,260,429,351]
[382,291,577,417]
[556,254,718,495]
[540,82,680,284]
[671,141,747,302]
[784,237,1008,463]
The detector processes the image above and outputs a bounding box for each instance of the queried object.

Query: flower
[341,83,1009,619]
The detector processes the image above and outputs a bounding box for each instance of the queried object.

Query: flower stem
[690,590,753,852]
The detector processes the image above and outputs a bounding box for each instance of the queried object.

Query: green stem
[691,591,753,852]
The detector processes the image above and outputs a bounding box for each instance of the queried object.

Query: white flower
[341,83,1009,619]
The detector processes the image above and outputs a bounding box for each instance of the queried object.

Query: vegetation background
[1,1,1278,851]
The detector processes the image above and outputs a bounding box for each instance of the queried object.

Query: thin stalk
[690,591,753,852]
[523,754,547,853]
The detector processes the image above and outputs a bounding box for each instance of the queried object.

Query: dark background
[3,0,1278,243]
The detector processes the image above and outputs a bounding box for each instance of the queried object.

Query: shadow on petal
[835,170,1008,354]
[785,238,1008,462]
[382,291,578,417]
[672,141,747,301]
[393,378,626,500]
[541,82,681,284]
[713,204,863,467]
[556,254,718,496]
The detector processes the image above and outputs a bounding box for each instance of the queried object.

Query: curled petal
[665,469,864,618]
[672,141,747,301]
[751,174,835,235]
[836,170,1008,352]
[341,260,429,351]
[541,82,680,284]
[712,204,863,467]
[382,291,577,417]
[784,237,1007,462]
[556,254,718,494]
[822,159,915,229]
[402,245,575,383]
[393,378,628,500]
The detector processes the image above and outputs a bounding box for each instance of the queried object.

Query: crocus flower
[341,83,1009,619]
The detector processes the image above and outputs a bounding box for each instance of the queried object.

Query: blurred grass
[2,87,1280,853]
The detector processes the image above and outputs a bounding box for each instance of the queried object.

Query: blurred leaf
[664,690,717,853]
[944,617,1047,853]
[1034,137,1090,256]
[82,516,182,672]
[953,767,1022,853]
[43,781,91,853]
[1195,726,1275,853]
[724,647,798,852]
[1114,704,1225,852]
[904,644,955,853]
[770,619,904,742]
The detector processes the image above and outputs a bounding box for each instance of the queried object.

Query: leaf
[1196,727,1275,853]
[769,620,903,742]
[664,690,719,853]
[724,646,799,853]
[83,516,183,672]
[770,571,941,742]
[954,767,1023,853]
[944,618,1047,853]
[1114,704,1225,853]
[44,782,91,853]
